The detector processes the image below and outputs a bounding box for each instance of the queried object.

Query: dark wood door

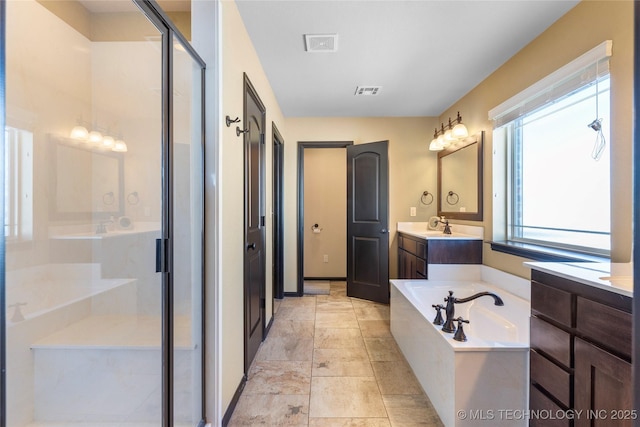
[243,75,266,372]
[346,141,389,303]
[574,337,632,427]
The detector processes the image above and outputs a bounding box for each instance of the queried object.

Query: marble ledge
[524,261,632,298]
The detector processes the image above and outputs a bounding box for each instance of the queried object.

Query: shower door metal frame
[134,2,207,426]
[0,1,207,426]
[0,0,6,425]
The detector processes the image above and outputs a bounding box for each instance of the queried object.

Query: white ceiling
[235,0,580,118]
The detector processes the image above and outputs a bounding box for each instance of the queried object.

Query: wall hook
[226,116,240,127]
[236,126,248,137]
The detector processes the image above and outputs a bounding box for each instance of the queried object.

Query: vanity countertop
[524,261,632,298]
[397,221,483,241]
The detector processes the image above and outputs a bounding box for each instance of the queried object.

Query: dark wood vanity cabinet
[397,232,482,279]
[397,233,427,279]
[529,270,632,426]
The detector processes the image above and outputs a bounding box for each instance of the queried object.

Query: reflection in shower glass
[6,0,164,424]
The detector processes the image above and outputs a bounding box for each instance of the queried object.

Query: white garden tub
[391,279,530,427]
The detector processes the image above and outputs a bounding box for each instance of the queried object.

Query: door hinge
[260,298,266,309]
[260,133,265,145]
[155,238,171,273]
[261,215,265,227]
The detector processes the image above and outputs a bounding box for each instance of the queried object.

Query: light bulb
[101,136,115,149]
[429,138,443,151]
[113,140,128,152]
[70,125,89,141]
[88,130,103,145]
[452,123,468,139]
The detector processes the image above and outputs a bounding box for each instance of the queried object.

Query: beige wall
[303,148,347,278]
[284,117,438,292]
[218,0,286,414]
[437,0,633,278]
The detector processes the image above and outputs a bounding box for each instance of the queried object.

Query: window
[4,127,33,241]
[490,41,612,259]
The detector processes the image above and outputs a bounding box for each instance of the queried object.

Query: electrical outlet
[323,254,329,263]
[410,206,416,217]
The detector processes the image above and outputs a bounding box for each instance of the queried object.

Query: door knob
[247,242,256,250]
[381,229,388,233]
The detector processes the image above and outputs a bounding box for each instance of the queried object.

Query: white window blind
[489,40,612,128]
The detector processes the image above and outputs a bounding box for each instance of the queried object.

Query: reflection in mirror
[49,135,124,220]
[437,131,484,221]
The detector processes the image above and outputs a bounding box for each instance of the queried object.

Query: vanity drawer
[400,235,415,253]
[531,280,573,328]
[530,386,570,427]
[530,349,571,407]
[576,296,632,358]
[530,316,571,367]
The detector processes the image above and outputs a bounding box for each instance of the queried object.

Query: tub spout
[442,291,504,333]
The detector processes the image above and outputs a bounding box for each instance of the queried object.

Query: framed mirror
[437,131,484,221]
[49,135,124,220]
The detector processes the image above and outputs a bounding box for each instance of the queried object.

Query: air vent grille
[354,86,382,96]
[304,34,338,52]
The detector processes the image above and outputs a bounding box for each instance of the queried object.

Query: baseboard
[284,291,303,297]
[304,276,347,281]
[264,315,274,337]
[221,374,247,427]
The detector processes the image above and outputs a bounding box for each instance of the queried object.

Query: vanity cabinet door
[398,249,416,279]
[574,338,632,427]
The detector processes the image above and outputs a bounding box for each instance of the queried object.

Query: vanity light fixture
[68,120,127,153]
[429,112,469,152]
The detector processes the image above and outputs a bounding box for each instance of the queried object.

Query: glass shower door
[171,34,205,426]
[4,0,168,425]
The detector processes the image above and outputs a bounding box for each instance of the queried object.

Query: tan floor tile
[244,360,311,395]
[309,377,387,418]
[317,293,351,303]
[314,328,364,349]
[316,310,359,328]
[364,337,403,361]
[280,296,317,307]
[277,305,317,321]
[358,319,392,337]
[269,319,315,338]
[372,361,423,395]
[255,335,314,361]
[309,417,391,427]
[354,304,390,320]
[228,394,309,426]
[316,299,354,312]
[312,347,373,377]
[384,394,444,427]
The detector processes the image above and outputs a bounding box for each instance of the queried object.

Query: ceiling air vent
[354,86,382,96]
[304,34,338,52]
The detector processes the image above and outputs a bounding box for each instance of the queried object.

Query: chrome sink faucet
[442,291,504,333]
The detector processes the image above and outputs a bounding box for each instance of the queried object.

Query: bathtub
[6,263,135,323]
[5,263,137,427]
[391,279,530,427]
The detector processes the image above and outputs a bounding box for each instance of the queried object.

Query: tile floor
[228,281,444,427]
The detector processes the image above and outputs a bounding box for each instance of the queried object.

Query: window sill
[489,241,609,263]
